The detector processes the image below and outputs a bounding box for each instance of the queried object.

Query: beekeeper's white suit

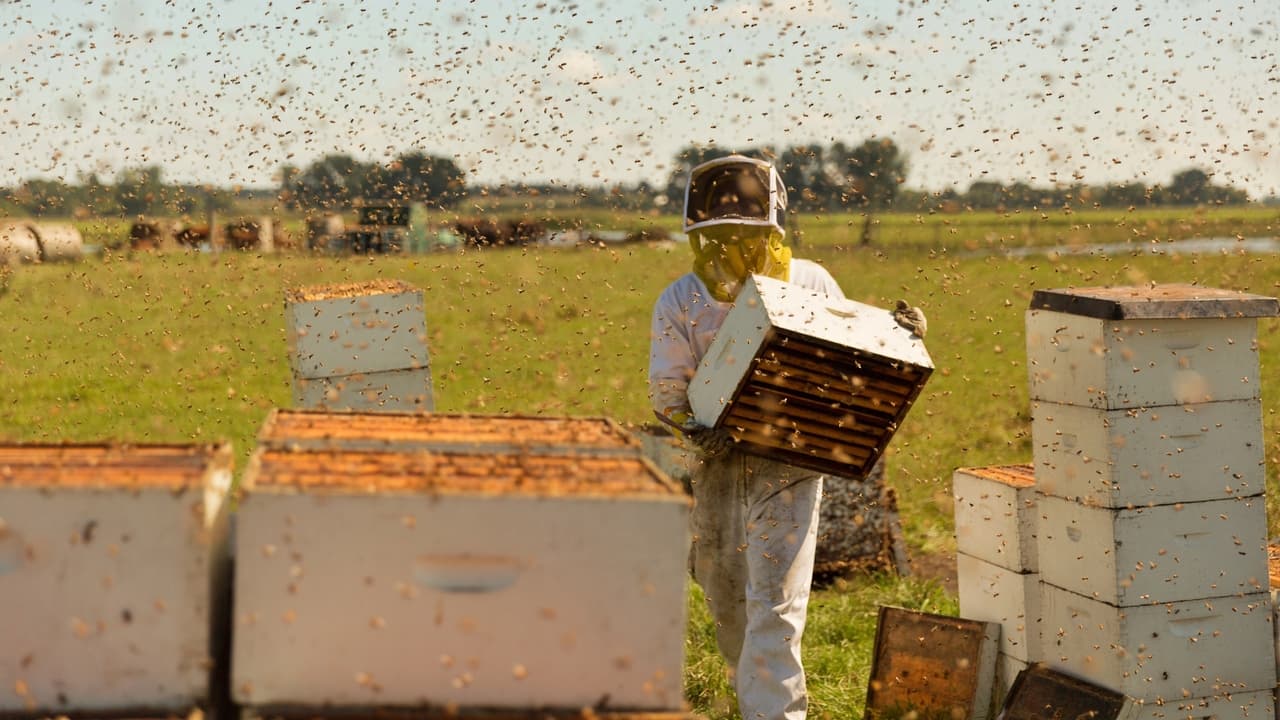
[648,155,843,720]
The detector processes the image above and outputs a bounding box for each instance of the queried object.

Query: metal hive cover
[1030,284,1280,320]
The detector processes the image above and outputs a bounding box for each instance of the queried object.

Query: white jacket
[648,259,846,424]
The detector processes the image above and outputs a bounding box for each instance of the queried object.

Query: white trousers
[689,450,823,720]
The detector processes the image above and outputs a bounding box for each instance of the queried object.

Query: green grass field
[3,213,1280,718]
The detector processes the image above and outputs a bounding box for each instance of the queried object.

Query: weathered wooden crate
[953,464,1038,573]
[1031,398,1265,507]
[957,552,1041,662]
[0,443,233,715]
[1003,663,1274,720]
[232,414,690,712]
[1035,492,1268,606]
[1026,285,1278,410]
[1000,663,1136,720]
[1038,583,1275,700]
[285,279,430,380]
[864,606,999,720]
[689,274,932,478]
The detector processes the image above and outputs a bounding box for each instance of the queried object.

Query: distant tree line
[657,142,1251,214]
[280,151,467,211]
[0,143,1256,220]
[908,167,1249,212]
[0,167,245,218]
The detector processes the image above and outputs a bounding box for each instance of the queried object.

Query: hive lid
[246,448,685,499]
[1030,284,1280,320]
[0,443,231,489]
[285,278,420,303]
[955,464,1034,489]
[258,409,641,456]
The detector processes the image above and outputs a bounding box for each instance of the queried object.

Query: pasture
[3,213,1280,719]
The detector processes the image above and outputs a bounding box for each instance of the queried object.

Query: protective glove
[684,424,736,458]
[892,299,928,338]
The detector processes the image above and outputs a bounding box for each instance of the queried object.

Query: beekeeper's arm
[649,289,735,456]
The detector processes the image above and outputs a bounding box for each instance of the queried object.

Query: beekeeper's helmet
[684,154,791,301]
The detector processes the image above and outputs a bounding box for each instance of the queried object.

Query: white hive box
[1038,583,1276,700]
[285,278,432,386]
[292,367,434,412]
[688,274,932,478]
[953,464,1039,573]
[1130,690,1275,720]
[1035,493,1268,605]
[1031,399,1265,506]
[232,412,690,712]
[1026,285,1278,410]
[957,552,1041,661]
[0,443,233,715]
[993,653,1028,709]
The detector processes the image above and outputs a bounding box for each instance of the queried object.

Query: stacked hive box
[1026,285,1278,719]
[952,464,1041,703]
[689,274,932,479]
[232,410,694,716]
[286,279,434,412]
[0,443,233,716]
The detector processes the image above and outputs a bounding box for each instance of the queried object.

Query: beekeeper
[648,154,925,720]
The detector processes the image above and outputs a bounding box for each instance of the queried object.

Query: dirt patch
[908,548,958,595]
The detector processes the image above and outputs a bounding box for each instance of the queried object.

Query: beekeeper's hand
[685,424,736,458]
[892,300,927,338]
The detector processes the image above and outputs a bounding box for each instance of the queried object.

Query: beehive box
[1035,493,1268,605]
[232,416,690,711]
[864,606,999,720]
[953,464,1038,572]
[285,279,431,381]
[0,443,233,714]
[292,367,435,412]
[1038,583,1275,699]
[688,274,932,478]
[1026,285,1278,410]
[957,552,1041,661]
[1031,399,1265,507]
[256,408,643,455]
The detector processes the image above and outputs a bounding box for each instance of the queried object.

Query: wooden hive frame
[720,325,931,478]
[689,275,932,478]
[256,409,643,458]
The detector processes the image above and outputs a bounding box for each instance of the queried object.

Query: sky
[1,0,1277,198]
